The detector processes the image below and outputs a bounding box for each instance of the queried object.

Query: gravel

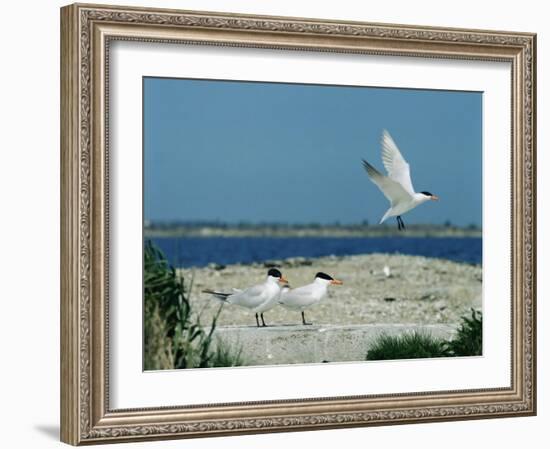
[181,253,482,328]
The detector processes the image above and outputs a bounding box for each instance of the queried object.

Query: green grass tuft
[209,339,244,368]
[445,308,482,356]
[366,309,483,361]
[144,240,243,370]
[366,332,451,361]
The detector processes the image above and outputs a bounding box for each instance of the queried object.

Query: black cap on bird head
[420,191,439,201]
[267,268,283,279]
[315,272,343,285]
[315,272,334,281]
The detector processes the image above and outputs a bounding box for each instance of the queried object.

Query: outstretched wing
[381,130,415,195]
[362,160,411,205]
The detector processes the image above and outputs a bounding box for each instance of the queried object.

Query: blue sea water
[150,236,482,268]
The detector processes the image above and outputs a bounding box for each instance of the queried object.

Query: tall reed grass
[144,240,243,370]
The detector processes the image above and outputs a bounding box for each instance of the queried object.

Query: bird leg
[397,216,406,231]
[260,313,267,327]
[302,311,312,326]
[255,313,260,327]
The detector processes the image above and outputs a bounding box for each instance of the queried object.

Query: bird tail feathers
[380,208,393,224]
[202,289,230,302]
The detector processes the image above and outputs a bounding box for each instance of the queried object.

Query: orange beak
[431,195,439,201]
[279,276,289,284]
[330,279,343,285]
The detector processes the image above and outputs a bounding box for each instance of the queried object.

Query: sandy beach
[181,253,482,327]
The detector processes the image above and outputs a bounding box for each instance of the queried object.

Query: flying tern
[362,129,439,230]
[203,268,288,327]
[278,272,343,325]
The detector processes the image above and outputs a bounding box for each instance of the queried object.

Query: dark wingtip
[203,289,230,299]
[361,159,379,177]
[361,159,370,171]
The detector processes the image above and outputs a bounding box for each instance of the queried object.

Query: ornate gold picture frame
[60,3,536,445]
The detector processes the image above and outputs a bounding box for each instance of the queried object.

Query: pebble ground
[181,253,482,328]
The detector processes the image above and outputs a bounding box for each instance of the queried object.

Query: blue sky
[144,77,482,227]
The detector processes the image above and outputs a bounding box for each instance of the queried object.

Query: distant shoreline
[144,225,481,239]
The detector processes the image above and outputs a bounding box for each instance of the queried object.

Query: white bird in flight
[203,268,288,327]
[278,272,343,325]
[362,129,439,230]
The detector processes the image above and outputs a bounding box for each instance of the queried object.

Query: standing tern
[362,129,439,230]
[278,272,343,325]
[203,268,288,327]
[280,284,291,297]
